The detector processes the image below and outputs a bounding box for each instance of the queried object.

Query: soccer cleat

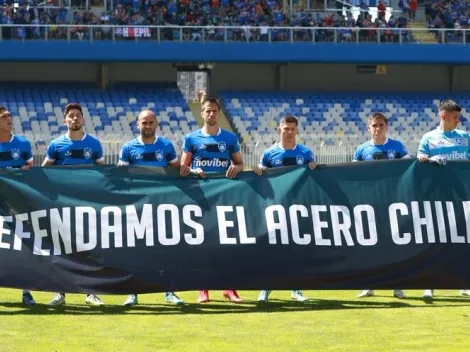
[223,290,243,303]
[357,290,374,298]
[460,289,470,296]
[49,293,65,306]
[197,290,210,303]
[423,289,434,298]
[393,289,407,299]
[165,292,184,305]
[124,294,138,306]
[291,290,308,302]
[258,290,271,302]
[85,294,104,306]
[22,292,36,306]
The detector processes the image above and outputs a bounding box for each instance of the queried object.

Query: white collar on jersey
[64,133,87,141]
[137,136,159,145]
[370,137,389,146]
[277,142,297,151]
[436,127,456,133]
[200,128,221,137]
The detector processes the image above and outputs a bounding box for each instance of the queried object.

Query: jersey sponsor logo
[296,155,304,165]
[135,153,143,160]
[155,150,164,161]
[11,149,20,160]
[83,147,93,160]
[194,157,229,168]
[218,141,227,152]
[445,150,467,160]
[387,150,396,159]
[274,159,283,165]
[429,138,468,149]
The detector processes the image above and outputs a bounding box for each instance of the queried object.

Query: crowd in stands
[0,0,412,42]
[425,0,470,42]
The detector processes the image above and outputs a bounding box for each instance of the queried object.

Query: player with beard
[118,110,184,306]
[42,103,106,306]
[180,97,244,303]
[0,105,36,306]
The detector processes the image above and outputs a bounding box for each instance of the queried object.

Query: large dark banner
[0,160,469,294]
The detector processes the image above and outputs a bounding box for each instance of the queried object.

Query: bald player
[118,110,185,306]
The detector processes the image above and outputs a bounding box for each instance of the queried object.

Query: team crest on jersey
[218,141,227,152]
[455,138,463,145]
[155,150,164,161]
[296,155,304,165]
[83,147,93,159]
[387,150,396,159]
[11,149,20,160]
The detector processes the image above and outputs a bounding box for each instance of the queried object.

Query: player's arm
[167,143,181,169]
[400,143,411,159]
[42,142,56,166]
[352,146,362,162]
[95,142,105,165]
[117,144,129,166]
[307,149,317,170]
[226,151,244,179]
[180,134,192,176]
[467,134,470,160]
[253,150,269,176]
[226,137,244,179]
[417,136,429,162]
[21,141,34,170]
[180,150,193,176]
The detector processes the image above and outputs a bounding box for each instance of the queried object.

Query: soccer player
[417,99,470,299]
[0,105,36,306]
[118,110,184,306]
[180,97,244,303]
[43,103,105,307]
[353,112,409,299]
[252,115,316,302]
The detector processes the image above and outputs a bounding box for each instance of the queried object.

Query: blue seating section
[0,83,198,154]
[220,92,470,151]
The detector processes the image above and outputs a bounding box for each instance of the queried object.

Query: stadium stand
[425,0,469,43]
[220,91,470,152]
[0,0,410,43]
[0,83,198,155]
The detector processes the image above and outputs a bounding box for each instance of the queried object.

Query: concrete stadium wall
[209,64,277,92]
[0,62,100,82]
[209,63,454,92]
[281,64,452,92]
[0,62,177,84]
[451,66,470,91]
[107,63,176,83]
[0,62,466,93]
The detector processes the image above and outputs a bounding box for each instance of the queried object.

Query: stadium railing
[0,24,467,44]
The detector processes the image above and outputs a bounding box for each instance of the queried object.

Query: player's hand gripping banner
[0,160,469,293]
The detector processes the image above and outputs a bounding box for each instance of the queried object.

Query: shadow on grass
[1,296,470,315]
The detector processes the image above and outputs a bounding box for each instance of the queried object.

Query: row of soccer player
[0,97,469,307]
